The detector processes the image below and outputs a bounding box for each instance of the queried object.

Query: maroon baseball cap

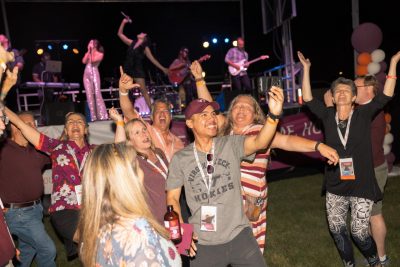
[184,98,220,120]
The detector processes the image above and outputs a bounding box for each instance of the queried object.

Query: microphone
[121,12,132,23]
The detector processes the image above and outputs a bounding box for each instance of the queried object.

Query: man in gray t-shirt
[166,90,284,267]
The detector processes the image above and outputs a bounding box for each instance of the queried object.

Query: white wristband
[119,90,129,96]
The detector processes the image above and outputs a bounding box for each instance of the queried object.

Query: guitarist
[168,47,196,107]
[225,37,252,92]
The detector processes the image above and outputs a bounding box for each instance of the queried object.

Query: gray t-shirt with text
[166,135,254,245]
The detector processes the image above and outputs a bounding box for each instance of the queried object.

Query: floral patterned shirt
[36,134,93,213]
[96,217,181,266]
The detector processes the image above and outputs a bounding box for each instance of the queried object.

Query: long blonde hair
[77,143,168,266]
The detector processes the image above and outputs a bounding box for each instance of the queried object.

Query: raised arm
[383,51,400,97]
[5,107,40,147]
[144,47,168,75]
[117,18,133,46]
[1,66,18,101]
[297,51,313,102]
[244,86,283,156]
[118,66,141,120]
[190,60,213,101]
[109,107,126,143]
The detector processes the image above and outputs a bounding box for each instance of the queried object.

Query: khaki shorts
[371,162,388,216]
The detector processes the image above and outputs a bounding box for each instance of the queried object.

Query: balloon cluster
[351,22,395,171]
[351,22,387,89]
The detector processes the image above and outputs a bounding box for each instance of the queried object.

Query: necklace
[338,119,348,129]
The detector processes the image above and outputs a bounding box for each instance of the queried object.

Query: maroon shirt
[371,111,386,167]
[137,150,168,224]
[0,139,50,203]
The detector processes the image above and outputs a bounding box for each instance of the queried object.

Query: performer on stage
[117,17,169,110]
[168,47,196,107]
[82,39,108,121]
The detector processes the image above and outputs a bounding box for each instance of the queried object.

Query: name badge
[200,205,217,232]
[75,185,82,206]
[339,158,355,180]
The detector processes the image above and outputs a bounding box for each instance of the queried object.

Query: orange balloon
[357,52,372,65]
[356,65,368,76]
[384,113,392,123]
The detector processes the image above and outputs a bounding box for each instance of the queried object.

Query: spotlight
[47,44,53,50]
[37,48,44,55]
[72,48,79,54]
[224,38,229,43]
[233,40,238,47]
[202,71,206,78]
[203,41,209,48]
[212,38,218,44]
[62,44,69,50]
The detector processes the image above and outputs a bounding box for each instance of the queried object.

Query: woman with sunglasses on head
[76,143,181,266]
[4,108,94,261]
[109,108,169,224]
[298,50,400,267]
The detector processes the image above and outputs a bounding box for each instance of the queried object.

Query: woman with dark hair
[82,39,108,121]
[5,109,94,261]
[298,50,399,267]
[117,17,169,109]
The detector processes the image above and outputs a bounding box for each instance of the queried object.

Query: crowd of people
[0,18,399,267]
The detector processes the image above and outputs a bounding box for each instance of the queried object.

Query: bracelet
[314,141,322,151]
[195,77,204,82]
[267,117,279,125]
[196,80,206,87]
[267,112,282,121]
[119,90,129,96]
[386,75,397,79]
[116,121,124,127]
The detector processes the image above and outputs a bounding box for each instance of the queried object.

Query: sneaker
[380,256,390,266]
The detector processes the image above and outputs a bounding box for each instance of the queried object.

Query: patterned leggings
[326,192,380,266]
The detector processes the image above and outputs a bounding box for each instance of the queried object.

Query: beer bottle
[164,205,182,244]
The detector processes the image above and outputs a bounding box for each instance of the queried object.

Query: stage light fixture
[202,71,206,78]
[224,38,229,43]
[212,38,218,44]
[37,48,44,55]
[203,41,209,48]
[62,44,69,50]
[233,40,238,47]
[72,48,79,54]
[47,44,53,50]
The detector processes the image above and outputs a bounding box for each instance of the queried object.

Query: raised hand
[1,66,18,100]
[267,86,284,117]
[297,51,311,69]
[119,66,140,93]
[108,107,123,122]
[190,60,203,80]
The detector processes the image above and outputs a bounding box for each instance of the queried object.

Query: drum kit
[104,77,182,115]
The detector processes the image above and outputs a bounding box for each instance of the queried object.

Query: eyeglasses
[0,115,9,125]
[206,153,214,174]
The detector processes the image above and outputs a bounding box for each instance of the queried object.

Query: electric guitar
[168,54,211,85]
[228,55,269,76]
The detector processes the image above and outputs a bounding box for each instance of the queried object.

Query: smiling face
[186,105,218,138]
[64,113,87,141]
[126,120,152,152]
[231,95,255,129]
[152,101,171,132]
[332,84,356,106]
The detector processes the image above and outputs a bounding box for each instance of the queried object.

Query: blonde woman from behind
[77,143,181,266]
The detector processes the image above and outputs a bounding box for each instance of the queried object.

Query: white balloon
[383,144,391,155]
[371,49,385,62]
[386,123,391,132]
[384,133,394,145]
[368,62,381,75]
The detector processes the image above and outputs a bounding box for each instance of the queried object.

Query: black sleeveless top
[123,40,148,78]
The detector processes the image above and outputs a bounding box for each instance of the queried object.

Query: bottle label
[165,219,181,240]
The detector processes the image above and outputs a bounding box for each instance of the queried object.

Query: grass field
[33,169,399,266]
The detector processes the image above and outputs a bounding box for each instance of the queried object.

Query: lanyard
[67,144,89,174]
[153,128,174,163]
[335,110,353,150]
[145,153,168,180]
[193,140,215,197]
